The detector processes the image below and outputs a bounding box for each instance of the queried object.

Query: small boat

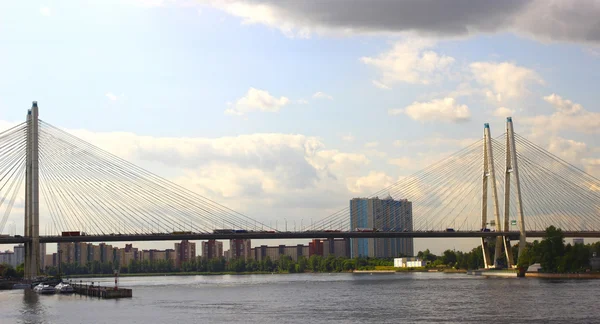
[12,283,31,289]
[55,282,74,294]
[33,283,56,294]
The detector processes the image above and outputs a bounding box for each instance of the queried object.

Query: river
[1,273,598,323]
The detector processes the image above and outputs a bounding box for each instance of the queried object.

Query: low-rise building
[394,257,425,268]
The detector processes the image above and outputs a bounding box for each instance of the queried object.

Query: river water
[1,273,598,323]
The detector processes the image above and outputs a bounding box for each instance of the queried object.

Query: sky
[1,0,599,254]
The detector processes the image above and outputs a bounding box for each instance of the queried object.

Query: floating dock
[72,283,132,299]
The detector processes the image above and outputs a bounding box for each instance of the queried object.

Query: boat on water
[55,282,74,294]
[33,284,56,294]
[12,283,31,289]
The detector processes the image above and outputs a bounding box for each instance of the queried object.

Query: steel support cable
[406,147,484,230]
[311,140,486,231]
[515,139,600,210]
[38,128,229,233]
[39,127,258,233]
[40,121,271,231]
[0,142,28,193]
[39,129,240,234]
[39,139,144,235]
[39,135,179,235]
[434,164,489,231]
[518,161,567,231]
[423,138,503,231]
[39,123,242,233]
[319,141,485,230]
[308,139,485,230]
[38,166,64,235]
[515,134,600,189]
[38,147,107,235]
[519,157,599,231]
[518,158,588,231]
[516,141,600,208]
[426,155,486,230]
[0,158,26,232]
[412,157,482,231]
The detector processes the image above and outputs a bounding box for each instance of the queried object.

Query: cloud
[202,1,600,44]
[389,97,470,123]
[40,7,52,16]
[364,141,379,148]
[312,92,333,100]
[361,39,454,87]
[395,136,479,149]
[470,62,544,102]
[346,171,394,195]
[492,107,516,117]
[225,87,290,116]
[341,134,355,142]
[105,92,118,101]
[523,94,600,134]
[546,136,588,163]
[388,157,412,168]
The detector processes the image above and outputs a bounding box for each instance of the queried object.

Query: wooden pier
[72,283,132,299]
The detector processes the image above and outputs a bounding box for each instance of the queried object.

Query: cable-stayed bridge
[0,102,599,278]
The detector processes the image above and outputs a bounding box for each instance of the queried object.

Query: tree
[539,226,565,272]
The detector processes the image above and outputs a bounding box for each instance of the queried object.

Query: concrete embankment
[525,272,600,279]
[466,270,518,278]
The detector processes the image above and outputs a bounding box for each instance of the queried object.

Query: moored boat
[55,282,74,293]
[33,283,56,294]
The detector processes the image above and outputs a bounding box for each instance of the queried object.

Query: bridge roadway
[1,231,600,244]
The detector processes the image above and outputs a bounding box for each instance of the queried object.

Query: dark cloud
[215,0,600,43]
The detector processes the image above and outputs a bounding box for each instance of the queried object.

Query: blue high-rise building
[350,195,413,258]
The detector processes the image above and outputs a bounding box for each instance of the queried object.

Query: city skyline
[0,1,599,254]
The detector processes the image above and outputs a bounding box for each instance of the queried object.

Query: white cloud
[312,92,333,100]
[297,99,309,104]
[393,140,407,147]
[388,157,412,168]
[543,93,582,114]
[225,87,290,116]
[389,97,470,123]
[105,92,118,101]
[364,141,379,148]
[341,134,355,142]
[40,7,52,16]
[470,62,543,102]
[361,39,454,88]
[547,136,588,163]
[492,107,515,117]
[523,94,600,134]
[347,171,394,195]
[372,80,391,90]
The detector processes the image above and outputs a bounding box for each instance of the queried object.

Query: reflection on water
[1,273,599,324]
[21,290,45,324]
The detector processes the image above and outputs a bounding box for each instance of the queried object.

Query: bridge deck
[1,231,598,244]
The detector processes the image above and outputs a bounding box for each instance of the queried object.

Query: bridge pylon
[480,123,505,268]
[24,102,40,280]
[504,117,526,263]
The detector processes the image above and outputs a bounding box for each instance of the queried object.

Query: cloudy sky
[1,0,599,254]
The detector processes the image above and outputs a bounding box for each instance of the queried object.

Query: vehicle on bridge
[234,230,248,233]
[324,230,341,232]
[355,228,379,232]
[61,231,86,237]
[213,229,235,234]
[172,231,192,235]
[481,228,491,232]
[446,228,455,232]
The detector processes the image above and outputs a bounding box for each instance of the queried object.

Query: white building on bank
[394,257,426,268]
